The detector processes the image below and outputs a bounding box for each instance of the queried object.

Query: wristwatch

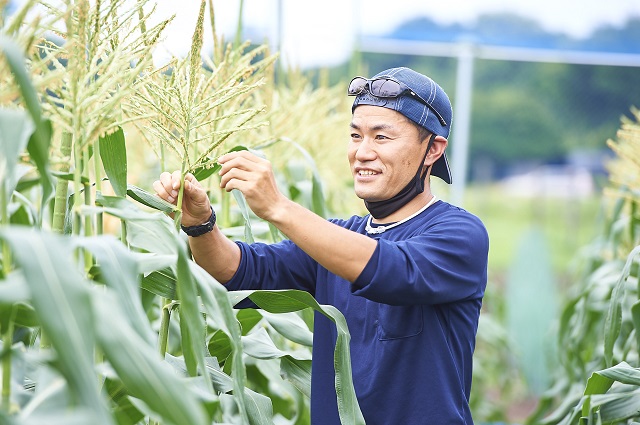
[180,206,216,237]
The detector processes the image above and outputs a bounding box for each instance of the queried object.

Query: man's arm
[218,151,377,283]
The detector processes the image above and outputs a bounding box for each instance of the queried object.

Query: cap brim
[431,152,452,184]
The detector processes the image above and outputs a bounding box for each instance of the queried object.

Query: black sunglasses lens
[370,79,402,97]
[348,77,368,95]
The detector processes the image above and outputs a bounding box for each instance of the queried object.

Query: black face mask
[364,134,436,219]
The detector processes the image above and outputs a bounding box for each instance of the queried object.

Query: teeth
[358,170,377,176]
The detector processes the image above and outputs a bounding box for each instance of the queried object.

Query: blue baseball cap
[351,67,453,184]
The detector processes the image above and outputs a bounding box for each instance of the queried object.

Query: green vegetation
[1,1,640,424]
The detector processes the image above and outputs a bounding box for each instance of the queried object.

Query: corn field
[0,1,361,424]
[2,0,640,424]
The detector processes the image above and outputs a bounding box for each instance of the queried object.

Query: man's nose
[355,137,377,161]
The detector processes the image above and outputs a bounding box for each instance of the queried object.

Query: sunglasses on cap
[348,76,448,126]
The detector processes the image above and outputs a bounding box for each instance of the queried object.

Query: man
[154,67,489,424]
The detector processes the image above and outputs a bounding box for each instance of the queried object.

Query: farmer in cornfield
[154,67,489,424]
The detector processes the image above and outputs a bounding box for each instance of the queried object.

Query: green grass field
[450,183,603,281]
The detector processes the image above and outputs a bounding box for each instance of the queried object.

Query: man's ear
[425,135,448,166]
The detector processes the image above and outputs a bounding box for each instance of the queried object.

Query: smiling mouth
[357,170,379,176]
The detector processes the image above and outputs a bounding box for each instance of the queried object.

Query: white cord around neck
[365,195,438,234]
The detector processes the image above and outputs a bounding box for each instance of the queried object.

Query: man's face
[348,105,428,202]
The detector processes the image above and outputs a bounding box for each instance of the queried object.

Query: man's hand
[218,151,289,222]
[152,171,212,227]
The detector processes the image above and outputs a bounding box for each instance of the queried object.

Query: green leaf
[91,290,209,425]
[632,300,640,354]
[231,189,255,244]
[0,108,34,200]
[596,390,640,424]
[189,264,250,424]
[192,162,221,181]
[0,38,49,148]
[280,356,312,398]
[90,196,179,256]
[261,138,326,218]
[231,289,365,425]
[237,308,263,335]
[192,146,247,181]
[604,245,640,366]
[208,330,232,363]
[126,184,177,213]
[259,311,313,347]
[99,127,128,197]
[241,327,311,361]
[51,171,90,184]
[76,236,155,345]
[0,272,31,306]
[0,37,54,208]
[598,362,640,386]
[0,228,113,425]
[104,378,144,425]
[141,269,177,300]
[176,244,210,388]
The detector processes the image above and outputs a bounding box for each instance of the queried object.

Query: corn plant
[0,1,365,424]
[528,108,640,424]
[124,0,275,226]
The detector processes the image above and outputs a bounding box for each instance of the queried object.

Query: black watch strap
[181,206,216,237]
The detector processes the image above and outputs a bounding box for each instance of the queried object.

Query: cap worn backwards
[351,67,453,184]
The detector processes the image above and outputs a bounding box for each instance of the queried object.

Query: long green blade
[0,228,113,425]
[231,289,365,425]
[99,127,128,197]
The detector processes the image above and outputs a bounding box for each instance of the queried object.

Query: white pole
[450,43,475,206]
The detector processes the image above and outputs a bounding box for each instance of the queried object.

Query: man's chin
[356,193,384,202]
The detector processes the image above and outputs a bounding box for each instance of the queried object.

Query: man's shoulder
[427,201,488,235]
[431,200,483,220]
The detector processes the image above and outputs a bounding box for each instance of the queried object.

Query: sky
[147,0,640,69]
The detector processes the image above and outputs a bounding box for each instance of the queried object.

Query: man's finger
[219,168,254,190]
[218,150,264,165]
[152,179,177,204]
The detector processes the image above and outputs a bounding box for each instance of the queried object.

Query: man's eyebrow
[349,122,395,131]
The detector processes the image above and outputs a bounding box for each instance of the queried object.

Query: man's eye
[350,133,361,139]
[375,134,388,140]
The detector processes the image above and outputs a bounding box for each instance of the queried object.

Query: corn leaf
[189,264,251,424]
[0,228,113,425]
[230,289,365,425]
[0,37,53,207]
[99,127,127,197]
[91,289,209,425]
[597,362,640,386]
[604,245,640,366]
[176,243,210,390]
[231,189,255,243]
[241,327,311,361]
[0,108,33,200]
[258,310,313,347]
[280,356,312,398]
[76,235,155,345]
[126,184,177,213]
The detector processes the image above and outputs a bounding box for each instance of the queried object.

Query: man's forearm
[188,226,242,284]
[268,199,377,283]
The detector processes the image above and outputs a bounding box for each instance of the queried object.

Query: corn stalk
[529,108,640,424]
[34,0,169,236]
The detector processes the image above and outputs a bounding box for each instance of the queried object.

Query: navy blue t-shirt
[225,200,489,424]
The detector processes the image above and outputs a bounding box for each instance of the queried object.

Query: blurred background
[7,0,640,422]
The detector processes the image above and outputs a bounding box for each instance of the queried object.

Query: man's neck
[370,189,434,224]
